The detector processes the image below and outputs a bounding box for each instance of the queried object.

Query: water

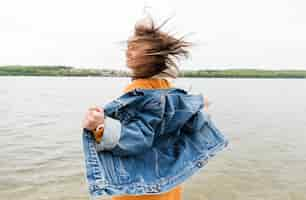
[0,77,306,200]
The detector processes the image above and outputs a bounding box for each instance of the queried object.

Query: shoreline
[1,65,306,78]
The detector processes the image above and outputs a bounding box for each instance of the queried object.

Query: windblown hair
[127,16,192,79]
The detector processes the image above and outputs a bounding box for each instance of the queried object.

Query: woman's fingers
[82,116,95,130]
[87,110,104,121]
[203,96,211,115]
[204,96,211,107]
[88,105,102,112]
[92,110,104,117]
[82,107,105,130]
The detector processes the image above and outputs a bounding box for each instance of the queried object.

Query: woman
[82,16,209,200]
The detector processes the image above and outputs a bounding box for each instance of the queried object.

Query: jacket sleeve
[94,116,155,156]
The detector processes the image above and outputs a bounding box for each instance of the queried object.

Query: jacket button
[196,161,203,168]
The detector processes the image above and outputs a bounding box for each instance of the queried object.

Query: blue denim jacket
[82,88,228,199]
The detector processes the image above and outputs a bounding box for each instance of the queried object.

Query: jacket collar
[103,87,203,120]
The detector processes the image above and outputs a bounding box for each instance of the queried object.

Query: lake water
[0,77,306,200]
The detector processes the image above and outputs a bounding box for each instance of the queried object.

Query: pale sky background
[0,0,306,70]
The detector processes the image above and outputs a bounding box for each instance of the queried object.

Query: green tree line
[1,65,306,78]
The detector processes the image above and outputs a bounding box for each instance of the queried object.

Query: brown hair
[126,16,192,79]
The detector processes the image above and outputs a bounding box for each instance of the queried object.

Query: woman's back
[112,78,182,200]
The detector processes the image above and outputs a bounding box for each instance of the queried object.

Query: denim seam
[87,137,228,196]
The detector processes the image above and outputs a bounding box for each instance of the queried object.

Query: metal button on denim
[196,160,204,168]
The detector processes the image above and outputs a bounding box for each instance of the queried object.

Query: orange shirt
[112,78,182,200]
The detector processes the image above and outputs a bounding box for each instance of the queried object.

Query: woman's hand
[82,105,105,131]
[203,96,212,120]
[204,96,210,113]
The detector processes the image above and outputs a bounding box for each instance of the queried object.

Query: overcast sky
[0,0,306,70]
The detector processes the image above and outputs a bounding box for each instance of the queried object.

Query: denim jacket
[82,88,228,199]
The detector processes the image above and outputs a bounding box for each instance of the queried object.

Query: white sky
[0,0,306,70]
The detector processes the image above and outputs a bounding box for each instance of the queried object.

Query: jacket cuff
[95,117,121,152]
